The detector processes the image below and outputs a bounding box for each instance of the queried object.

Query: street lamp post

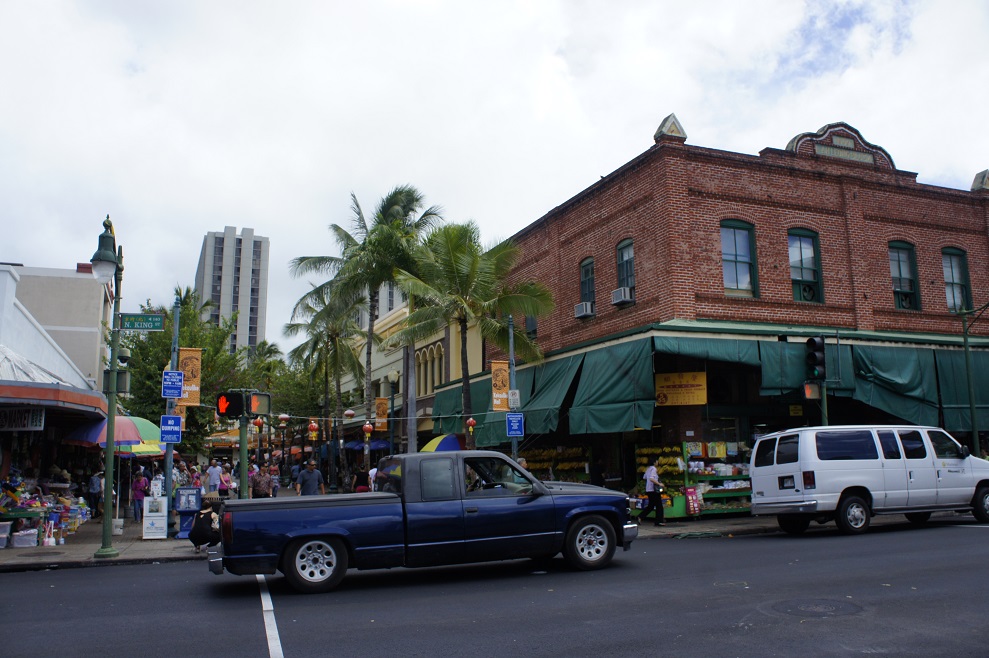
[278,413,289,474]
[387,370,400,454]
[961,300,989,456]
[362,421,373,470]
[343,408,355,490]
[90,216,122,560]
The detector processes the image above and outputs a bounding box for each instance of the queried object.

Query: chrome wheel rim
[294,540,337,583]
[576,523,609,562]
[846,502,867,529]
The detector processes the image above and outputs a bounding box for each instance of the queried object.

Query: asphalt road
[4,516,989,657]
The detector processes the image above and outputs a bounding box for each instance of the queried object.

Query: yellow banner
[178,347,202,406]
[175,404,187,430]
[375,397,388,432]
[655,371,707,406]
[491,360,509,411]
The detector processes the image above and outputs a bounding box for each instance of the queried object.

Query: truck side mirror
[961,445,971,458]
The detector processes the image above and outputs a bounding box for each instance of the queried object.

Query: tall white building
[193,227,269,353]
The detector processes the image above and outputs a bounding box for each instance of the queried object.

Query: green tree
[290,185,441,429]
[121,287,245,455]
[390,222,554,448]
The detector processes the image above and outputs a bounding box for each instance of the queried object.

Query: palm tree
[290,185,441,434]
[247,340,284,392]
[390,222,554,448]
[285,284,366,490]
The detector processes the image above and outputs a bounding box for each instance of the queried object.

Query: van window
[898,430,927,459]
[753,438,777,467]
[928,430,965,459]
[776,434,799,464]
[877,430,901,459]
[815,430,879,460]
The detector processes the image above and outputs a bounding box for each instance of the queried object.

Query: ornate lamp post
[387,370,400,454]
[278,413,289,471]
[362,420,374,468]
[90,216,122,560]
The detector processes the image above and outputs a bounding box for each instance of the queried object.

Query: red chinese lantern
[362,421,374,438]
[252,417,264,429]
[466,417,476,436]
[308,421,319,433]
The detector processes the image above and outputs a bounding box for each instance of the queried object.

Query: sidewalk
[0,505,947,574]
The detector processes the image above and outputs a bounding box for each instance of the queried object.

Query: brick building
[439,116,989,489]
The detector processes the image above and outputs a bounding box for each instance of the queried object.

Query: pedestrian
[269,464,281,497]
[291,461,300,488]
[218,464,233,499]
[252,463,273,498]
[206,459,222,493]
[188,492,221,553]
[296,460,325,496]
[354,462,369,493]
[131,467,149,523]
[190,466,203,493]
[368,462,379,491]
[87,470,103,519]
[638,457,665,526]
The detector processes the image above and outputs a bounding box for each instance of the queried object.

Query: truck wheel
[563,515,615,571]
[973,486,989,523]
[905,512,931,525]
[835,495,870,535]
[777,515,811,535]
[283,537,348,594]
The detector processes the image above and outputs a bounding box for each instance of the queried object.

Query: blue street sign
[161,370,184,399]
[160,415,182,443]
[506,412,524,437]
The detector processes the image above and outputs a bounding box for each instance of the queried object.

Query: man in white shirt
[206,459,223,493]
[638,457,665,526]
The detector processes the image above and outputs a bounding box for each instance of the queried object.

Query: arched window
[788,228,822,303]
[721,220,758,297]
[942,247,970,313]
[889,241,919,310]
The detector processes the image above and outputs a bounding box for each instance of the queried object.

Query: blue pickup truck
[209,450,637,593]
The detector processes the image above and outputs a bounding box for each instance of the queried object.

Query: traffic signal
[805,336,826,381]
[216,391,245,418]
[249,392,271,416]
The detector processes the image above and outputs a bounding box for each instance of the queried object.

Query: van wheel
[905,512,931,525]
[777,515,811,535]
[835,495,870,535]
[973,486,989,523]
[283,537,348,594]
[563,515,616,570]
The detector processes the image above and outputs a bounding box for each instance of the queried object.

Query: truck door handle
[465,507,478,513]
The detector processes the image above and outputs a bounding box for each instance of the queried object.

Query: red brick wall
[504,127,989,356]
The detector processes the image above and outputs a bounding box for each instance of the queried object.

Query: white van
[750,425,989,535]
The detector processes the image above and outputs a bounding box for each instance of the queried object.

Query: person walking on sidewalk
[296,460,325,496]
[638,457,665,526]
[131,468,149,523]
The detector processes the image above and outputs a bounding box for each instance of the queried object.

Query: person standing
[296,460,325,496]
[87,471,103,519]
[131,468,149,523]
[206,459,222,493]
[218,464,233,499]
[269,464,281,497]
[638,457,665,526]
[252,464,273,498]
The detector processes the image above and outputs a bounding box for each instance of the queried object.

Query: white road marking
[257,575,284,658]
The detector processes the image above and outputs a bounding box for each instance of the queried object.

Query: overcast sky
[2,1,986,354]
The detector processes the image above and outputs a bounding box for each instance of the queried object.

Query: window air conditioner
[574,302,594,319]
[611,287,633,305]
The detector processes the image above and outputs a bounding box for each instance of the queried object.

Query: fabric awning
[569,338,655,434]
[851,345,939,426]
[935,349,989,431]
[474,367,535,448]
[758,341,854,396]
[432,379,493,436]
[653,336,761,366]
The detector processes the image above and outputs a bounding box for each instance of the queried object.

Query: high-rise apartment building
[194,226,269,353]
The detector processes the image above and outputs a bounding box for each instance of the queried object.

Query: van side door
[877,430,908,509]
[927,429,973,506]
[896,429,937,507]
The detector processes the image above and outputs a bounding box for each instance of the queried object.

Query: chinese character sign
[654,371,708,406]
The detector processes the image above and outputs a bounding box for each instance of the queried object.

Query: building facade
[433,117,989,490]
[193,227,269,353]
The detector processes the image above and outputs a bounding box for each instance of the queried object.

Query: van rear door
[896,429,937,507]
[751,433,803,510]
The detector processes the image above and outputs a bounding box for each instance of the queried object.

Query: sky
[2,0,987,354]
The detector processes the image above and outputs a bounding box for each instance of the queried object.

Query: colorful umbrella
[115,440,165,457]
[421,434,463,452]
[64,416,161,446]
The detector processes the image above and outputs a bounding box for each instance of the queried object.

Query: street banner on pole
[178,347,202,406]
[375,397,388,431]
[491,361,509,411]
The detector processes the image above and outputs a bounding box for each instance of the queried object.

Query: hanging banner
[375,397,388,431]
[655,371,708,406]
[491,360,509,411]
[0,407,45,431]
[178,347,202,406]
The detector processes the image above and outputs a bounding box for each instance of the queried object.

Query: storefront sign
[142,495,168,539]
[491,360,509,411]
[0,407,45,431]
[685,486,701,515]
[655,372,707,406]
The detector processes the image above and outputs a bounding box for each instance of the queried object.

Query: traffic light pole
[238,413,249,498]
[820,381,828,426]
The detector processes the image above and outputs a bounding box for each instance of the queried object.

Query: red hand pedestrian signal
[218,395,230,414]
[216,391,244,418]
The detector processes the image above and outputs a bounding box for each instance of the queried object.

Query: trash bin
[174,487,202,539]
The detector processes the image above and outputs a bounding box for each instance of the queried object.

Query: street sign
[508,389,520,410]
[160,415,182,443]
[161,370,184,398]
[121,313,165,331]
[506,412,524,437]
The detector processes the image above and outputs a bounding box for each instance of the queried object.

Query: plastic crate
[11,530,38,548]
[0,521,12,537]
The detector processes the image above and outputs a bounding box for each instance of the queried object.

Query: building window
[788,229,822,303]
[387,282,395,312]
[616,240,634,293]
[721,220,757,297]
[889,241,919,310]
[580,258,595,308]
[525,315,537,339]
[942,247,970,313]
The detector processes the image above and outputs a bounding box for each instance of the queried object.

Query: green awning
[474,367,536,448]
[569,338,654,434]
[935,349,989,432]
[431,378,493,436]
[521,354,584,435]
[654,336,761,366]
[758,341,854,396]
[851,345,939,426]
